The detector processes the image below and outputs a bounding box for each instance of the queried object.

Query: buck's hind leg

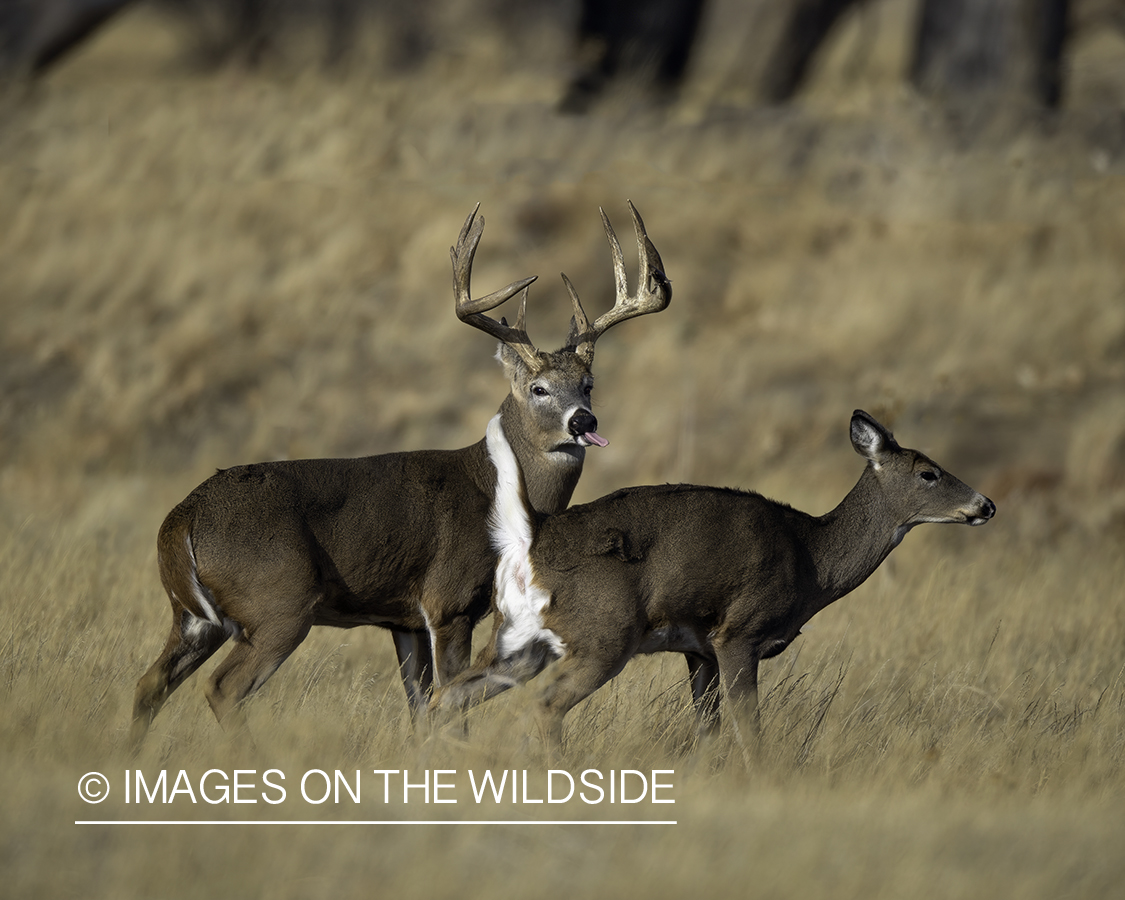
[203,607,315,737]
[131,609,231,752]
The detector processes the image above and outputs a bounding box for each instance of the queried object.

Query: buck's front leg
[410,613,473,740]
[426,613,474,687]
[391,630,434,721]
[424,650,522,744]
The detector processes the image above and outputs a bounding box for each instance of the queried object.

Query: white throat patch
[485,414,566,659]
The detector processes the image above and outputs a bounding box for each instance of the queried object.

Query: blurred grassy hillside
[2,2,1125,898]
[2,2,1124,523]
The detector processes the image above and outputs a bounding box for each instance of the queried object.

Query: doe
[433,410,995,751]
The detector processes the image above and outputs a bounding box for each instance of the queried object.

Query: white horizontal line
[76,820,676,826]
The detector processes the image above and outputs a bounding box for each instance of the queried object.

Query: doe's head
[850,409,996,529]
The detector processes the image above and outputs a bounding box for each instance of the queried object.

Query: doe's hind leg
[685,652,721,739]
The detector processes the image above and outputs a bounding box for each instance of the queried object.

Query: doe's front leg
[714,644,761,765]
[534,650,623,761]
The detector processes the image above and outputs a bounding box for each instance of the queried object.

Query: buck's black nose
[568,409,598,437]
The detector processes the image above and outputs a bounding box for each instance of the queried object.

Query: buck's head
[453,201,670,465]
[496,344,601,462]
[850,410,996,538]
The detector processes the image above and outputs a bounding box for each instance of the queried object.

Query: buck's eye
[920,470,939,483]
[531,385,549,397]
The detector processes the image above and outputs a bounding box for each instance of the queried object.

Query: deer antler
[452,205,542,372]
[563,201,672,365]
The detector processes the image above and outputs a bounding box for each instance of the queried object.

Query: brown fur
[435,411,996,753]
[130,205,671,749]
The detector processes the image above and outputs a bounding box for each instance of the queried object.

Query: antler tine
[571,201,672,363]
[560,272,590,350]
[451,205,541,371]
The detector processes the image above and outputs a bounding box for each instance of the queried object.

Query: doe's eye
[920,470,939,483]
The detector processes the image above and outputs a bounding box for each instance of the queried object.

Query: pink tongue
[585,432,609,448]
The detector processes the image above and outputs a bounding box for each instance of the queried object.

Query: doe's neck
[809,466,905,608]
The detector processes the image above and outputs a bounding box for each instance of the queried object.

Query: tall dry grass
[2,2,1125,897]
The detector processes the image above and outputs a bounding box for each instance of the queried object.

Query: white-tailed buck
[130,202,671,749]
[433,410,995,751]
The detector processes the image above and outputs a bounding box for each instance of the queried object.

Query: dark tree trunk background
[757,0,1071,109]
[560,0,708,113]
[760,0,863,104]
[909,0,1070,108]
[0,0,1081,114]
[0,0,136,75]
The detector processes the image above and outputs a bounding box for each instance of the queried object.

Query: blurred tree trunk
[757,0,1070,109]
[760,0,863,103]
[909,0,1070,108]
[0,0,136,76]
[560,0,708,112]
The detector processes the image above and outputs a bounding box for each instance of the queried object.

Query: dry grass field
[2,1,1125,897]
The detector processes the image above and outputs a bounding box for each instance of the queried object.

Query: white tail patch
[485,415,566,659]
[185,535,243,640]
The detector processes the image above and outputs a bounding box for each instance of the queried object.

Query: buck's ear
[564,314,583,350]
[495,340,523,380]
[850,410,898,464]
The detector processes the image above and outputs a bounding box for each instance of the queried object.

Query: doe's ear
[850,410,899,465]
